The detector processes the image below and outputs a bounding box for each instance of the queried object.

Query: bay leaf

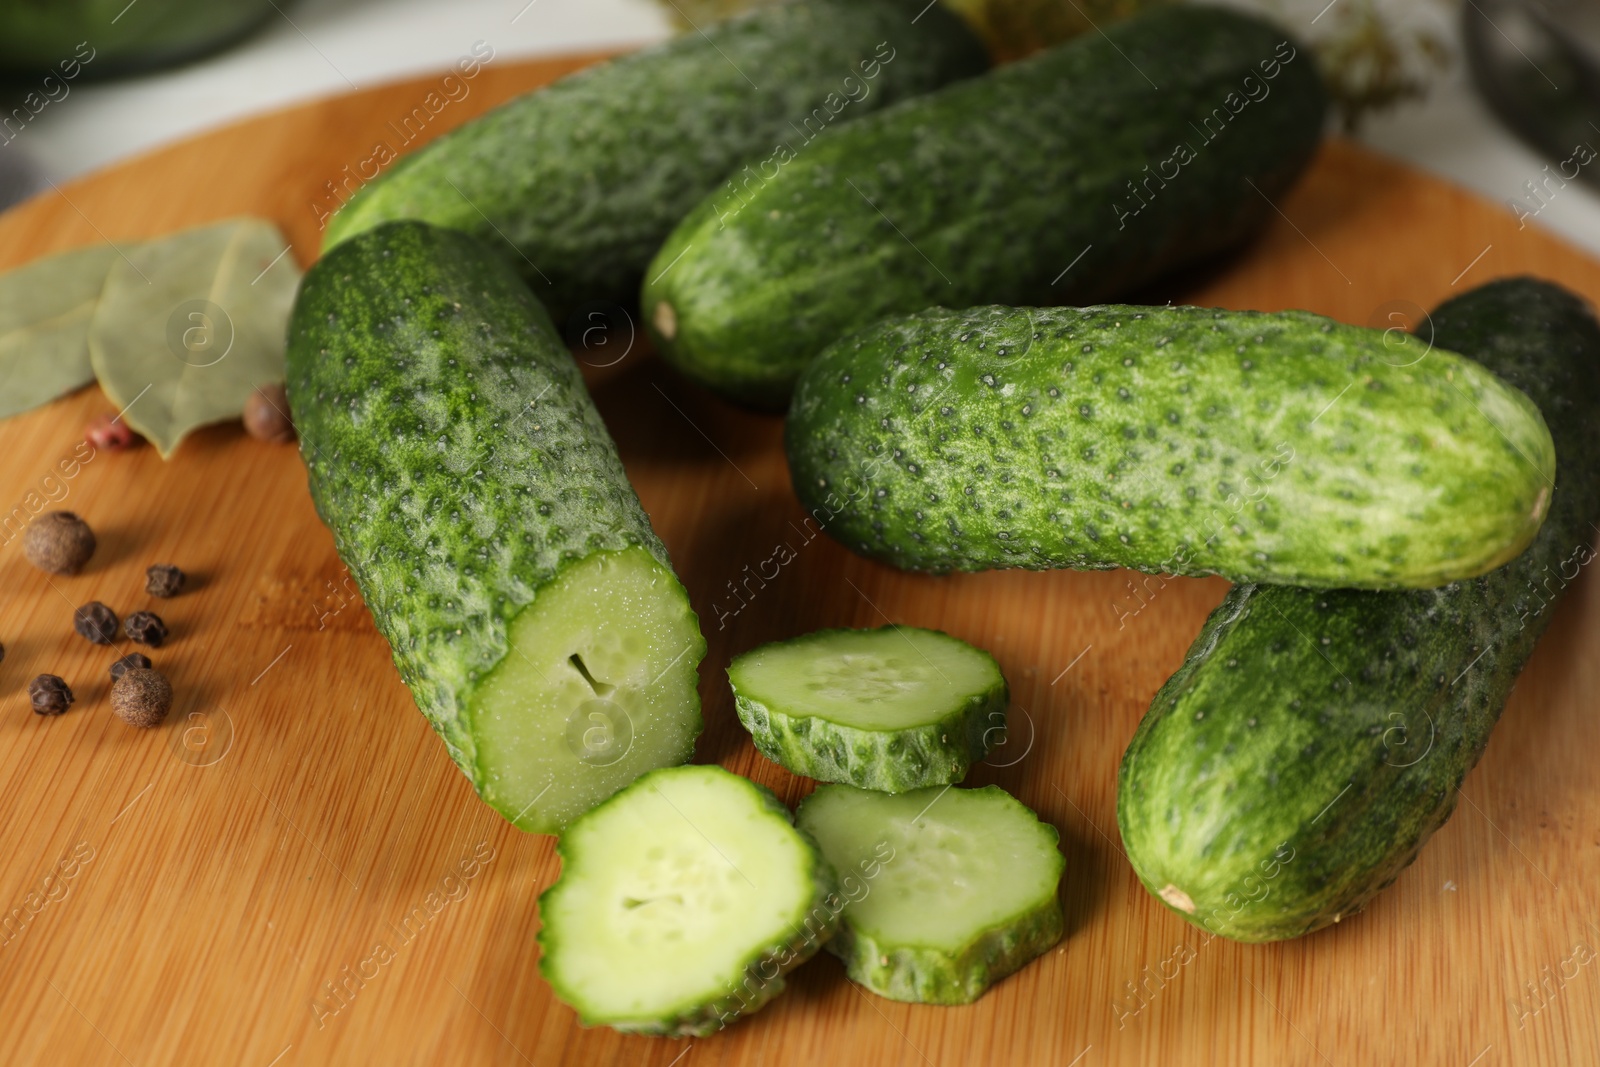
[89,217,302,458]
[0,242,121,419]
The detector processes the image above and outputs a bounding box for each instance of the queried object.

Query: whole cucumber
[321,0,987,322]
[1117,278,1600,942]
[287,221,706,835]
[785,303,1554,590]
[644,4,1327,408]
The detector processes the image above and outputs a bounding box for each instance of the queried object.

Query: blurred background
[1,0,1598,253]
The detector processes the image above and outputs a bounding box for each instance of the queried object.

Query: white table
[7,0,1600,257]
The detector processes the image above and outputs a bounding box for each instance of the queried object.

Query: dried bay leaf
[0,243,121,419]
[90,217,302,458]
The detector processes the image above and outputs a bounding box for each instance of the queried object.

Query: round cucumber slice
[538,764,841,1036]
[728,627,1008,791]
[796,783,1065,1004]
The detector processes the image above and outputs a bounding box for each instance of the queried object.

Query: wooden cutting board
[1,53,1597,1067]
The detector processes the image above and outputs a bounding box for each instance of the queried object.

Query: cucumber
[1116,278,1600,943]
[643,4,1328,408]
[729,626,1008,791]
[795,783,1065,1003]
[286,221,705,835]
[321,0,987,321]
[538,764,840,1036]
[0,4,273,76]
[786,303,1555,589]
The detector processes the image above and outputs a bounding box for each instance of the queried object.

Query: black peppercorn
[124,611,168,647]
[110,668,172,728]
[23,511,96,575]
[29,675,73,716]
[146,564,186,598]
[110,652,153,680]
[73,601,119,645]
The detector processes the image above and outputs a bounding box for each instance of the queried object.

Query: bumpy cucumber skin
[735,690,997,791]
[730,627,1008,791]
[1116,279,1600,943]
[286,221,702,816]
[836,892,1063,1004]
[799,784,1065,1004]
[787,303,1554,589]
[322,0,987,322]
[644,4,1327,408]
[538,765,842,1037]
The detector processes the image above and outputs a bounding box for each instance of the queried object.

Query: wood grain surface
[0,53,1598,1067]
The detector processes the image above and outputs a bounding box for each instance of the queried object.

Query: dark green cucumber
[796,783,1065,1004]
[1116,278,1600,942]
[538,764,840,1035]
[0,5,272,76]
[729,626,1008,791]
[786,303,1554,589]
[643,4,1327,407]
[286,221,705,835]
[321,0,987,321]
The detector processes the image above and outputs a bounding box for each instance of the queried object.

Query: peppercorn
[22,511,96,575]
[85,412,141,452]
[110,668,172,729]
[109,652,152,681]
[73,601,119,645]
[124,611,168,647]
[244,383,295,443]
[146,564,186,598]
[28,675,73,716]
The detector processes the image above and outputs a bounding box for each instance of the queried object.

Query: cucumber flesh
[730,627,1007,791]
[796,784,1065,1004]
[539,764,840,1036]
[733,627,1000,729]
[469,547,703,833]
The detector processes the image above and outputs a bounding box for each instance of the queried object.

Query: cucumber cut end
[468,546,705,835]
[539,765,838,1035]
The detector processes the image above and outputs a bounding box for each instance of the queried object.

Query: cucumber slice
[728,627,1008,791]
[538,764,841,1036]
[796,784,1065,1004]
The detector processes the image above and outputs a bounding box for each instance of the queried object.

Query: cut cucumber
[538,764,840,1036]
[729,627,1008,791]
[286,221,705,835]
[795,783,1065,1004]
